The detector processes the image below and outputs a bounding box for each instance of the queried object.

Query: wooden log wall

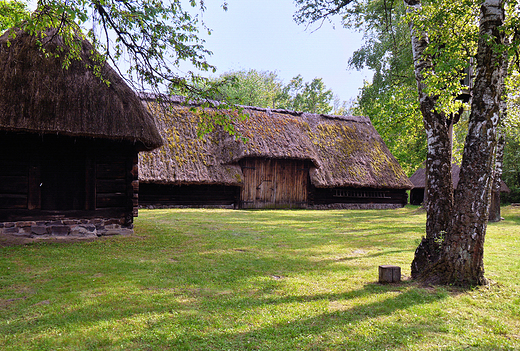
[240,158,310,209]
[409,188,425,206]
[311,187,408,207]
[0,157,29,210]
[0,133,138,223]
[139,183,240,208]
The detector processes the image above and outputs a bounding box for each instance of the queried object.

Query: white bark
[405,0,454,277]
[407,0,507,285]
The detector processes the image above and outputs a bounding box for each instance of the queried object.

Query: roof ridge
[138,93,370,123]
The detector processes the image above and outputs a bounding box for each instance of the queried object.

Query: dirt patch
[0,234,97,247]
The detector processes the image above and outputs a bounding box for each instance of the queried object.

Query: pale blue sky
[179,0,373,103]
[25,0,371,101]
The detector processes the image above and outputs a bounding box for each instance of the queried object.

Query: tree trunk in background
[416,0,506,286]
[405,0,454,279]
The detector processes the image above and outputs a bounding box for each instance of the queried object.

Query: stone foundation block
[2,218,133,240]
[50,226,70,235]
[31,226,48,235]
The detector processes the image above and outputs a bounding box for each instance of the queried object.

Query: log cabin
[0,28,162,238]
[139,96,412,209]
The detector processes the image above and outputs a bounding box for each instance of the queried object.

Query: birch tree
[412,0,508,285]
[295,0,517,285]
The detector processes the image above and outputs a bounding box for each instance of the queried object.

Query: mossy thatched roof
[138,100,243,185]
[139,96,412,189]
[0,27,162,150]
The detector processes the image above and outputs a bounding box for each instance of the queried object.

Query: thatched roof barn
[0,28,162,150]
[139,96,412,209]
[409,163,510,205]
[0,27,162,238]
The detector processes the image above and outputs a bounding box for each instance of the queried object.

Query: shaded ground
[0,234,97,247]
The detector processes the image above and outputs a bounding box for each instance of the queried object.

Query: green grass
[1,206,519,350]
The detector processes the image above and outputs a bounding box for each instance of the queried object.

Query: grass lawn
[0,206,519,350]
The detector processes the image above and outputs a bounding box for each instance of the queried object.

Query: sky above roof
[179,0,373,103]
[23,0,373,102]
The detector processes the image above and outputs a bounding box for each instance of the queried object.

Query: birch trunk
[404,0,454,278]
[489,132,505,222]
[417,0,506,286]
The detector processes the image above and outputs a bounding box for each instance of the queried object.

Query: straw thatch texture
[409,166,427,189]
[302,113,411,188]
[221,109,321,166]
[0,28,162,150]
[139,97,412,190]
[139,101,243,185]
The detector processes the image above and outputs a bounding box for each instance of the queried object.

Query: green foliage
[406,0,479,115]
[278,74,334,114]
[502,136,520,203]
[208,69,286,108]
[176,69,339,114]
[355,82,426,176]
[500,69,520,203]
[296,0,426,174]
[293,0,518,176]
[1,0,221,94]
[0,0,29,32]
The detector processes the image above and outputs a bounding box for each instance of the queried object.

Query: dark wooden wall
[136,157,408,210]
[311,187,408,207]
[0,133,138,223]
[139,183,240,207]
[240,158,310,209]
[409,188,425,206]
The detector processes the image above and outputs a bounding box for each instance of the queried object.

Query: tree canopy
[296,0,426,175]
[0,0,225,95]
[177,69,344,115]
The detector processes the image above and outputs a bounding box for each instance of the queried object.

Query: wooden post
[379,265,401,283]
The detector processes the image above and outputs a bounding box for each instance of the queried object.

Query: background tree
[296,0,426,175]
[278,74,334,114]
[179,69,342,114]
[502,70,520,204]
[206,69,286,108]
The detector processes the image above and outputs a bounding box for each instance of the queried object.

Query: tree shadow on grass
[141,282,451,350]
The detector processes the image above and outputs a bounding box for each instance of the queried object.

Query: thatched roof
[138,100,243,185]
[0,27,162,150]
[410,164,510,192]
[139,96,413,189]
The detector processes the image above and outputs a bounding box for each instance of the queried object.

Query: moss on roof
[139,96,413,190]
[139,102,242,185]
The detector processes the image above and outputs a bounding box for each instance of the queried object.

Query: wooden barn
[0,28,162,238]
[139,96,412,209]
[409,163,510,206]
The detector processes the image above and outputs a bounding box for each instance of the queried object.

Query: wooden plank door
[240,158,309,209]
